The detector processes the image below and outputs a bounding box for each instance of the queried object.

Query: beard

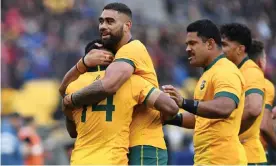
[101,27,124,52]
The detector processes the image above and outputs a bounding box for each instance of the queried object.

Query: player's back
[66,68,152,165]
[115,40,166,149]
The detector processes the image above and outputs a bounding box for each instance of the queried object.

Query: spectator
[19,116,44,165]
[1,113,24,165]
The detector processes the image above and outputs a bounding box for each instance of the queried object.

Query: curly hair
[220,23,252,53]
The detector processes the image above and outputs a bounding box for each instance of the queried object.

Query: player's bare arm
[161,85,195,128]
[163,111,195,129]
[66,117,77,138]
[196,97,236,118]
[59,65,84,97]
[59,48,113,97]
[260,108,276,149]
[163,85,236,119]
[62,100,77,138]
[239,93,263,134]
[64,61,134,108]
[145,89,178,120]
[272,106,276,119]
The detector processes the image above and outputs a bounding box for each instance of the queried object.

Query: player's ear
[206,39,215,50]
[123,21,132,32]
[238,45,245,55]
[258,56,266,71]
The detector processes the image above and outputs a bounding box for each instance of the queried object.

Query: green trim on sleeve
[114,58,136,70]
[265,104,272,111]
[214,91,240,108]
[245,88,264,97]
[143,87,156,105]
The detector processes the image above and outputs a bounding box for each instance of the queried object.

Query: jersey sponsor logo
[200,80,206,90]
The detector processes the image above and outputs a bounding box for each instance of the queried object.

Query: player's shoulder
[240,59,263,79]
[214,57,241,74]
[265,78,273,87]
[242,59,262,73]
[211,57,245,83]
[118,40,146,53]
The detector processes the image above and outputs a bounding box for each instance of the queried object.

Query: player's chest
[194,73,213,101]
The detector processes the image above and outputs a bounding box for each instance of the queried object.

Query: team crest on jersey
[200,80,206,90]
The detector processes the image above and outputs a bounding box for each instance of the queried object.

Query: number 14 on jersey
[81,95,115,122]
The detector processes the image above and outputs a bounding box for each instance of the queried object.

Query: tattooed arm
[63,61,134,107]
[59,49,113,97]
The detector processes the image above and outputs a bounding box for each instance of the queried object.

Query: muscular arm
[272,106,276,119]
[165,97,233,129]
[66,117,77,138]
[196,97,236,119]
[147,90,179,119]
[70,62,134,107]
[182,112,195,129]
[151,87,195,128]
[62,103,77,138]
[162,84,236,127]
[59,66,82,97]
[59,48,113,97]
[260,108,276,149]
[239,93,263,134]
[163,111,195,129]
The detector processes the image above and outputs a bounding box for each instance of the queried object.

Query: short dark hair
[187,19,222,47]
[248,39,264,62]
[85,39,103,54]
[220,23,252,53]
[103,2,132,18]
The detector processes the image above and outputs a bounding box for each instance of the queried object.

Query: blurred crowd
[1,0,276,165]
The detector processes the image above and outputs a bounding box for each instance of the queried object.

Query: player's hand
[63,94,74,108]
[162,85,183,107]
[62,98,74,121]
[59,86,66,98]
[84,48,114,67]
[272,106,276,119]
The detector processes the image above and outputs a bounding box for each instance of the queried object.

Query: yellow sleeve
[243,67,265,97]
[113,41,151,74]
[114,44,137,70]
[265,79,275,111]
[212,70,243,107]
[130,75,156,105]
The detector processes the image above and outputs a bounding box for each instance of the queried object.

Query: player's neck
[205,50,224,68]
[115,33,132,52]
[235,53,247,66]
